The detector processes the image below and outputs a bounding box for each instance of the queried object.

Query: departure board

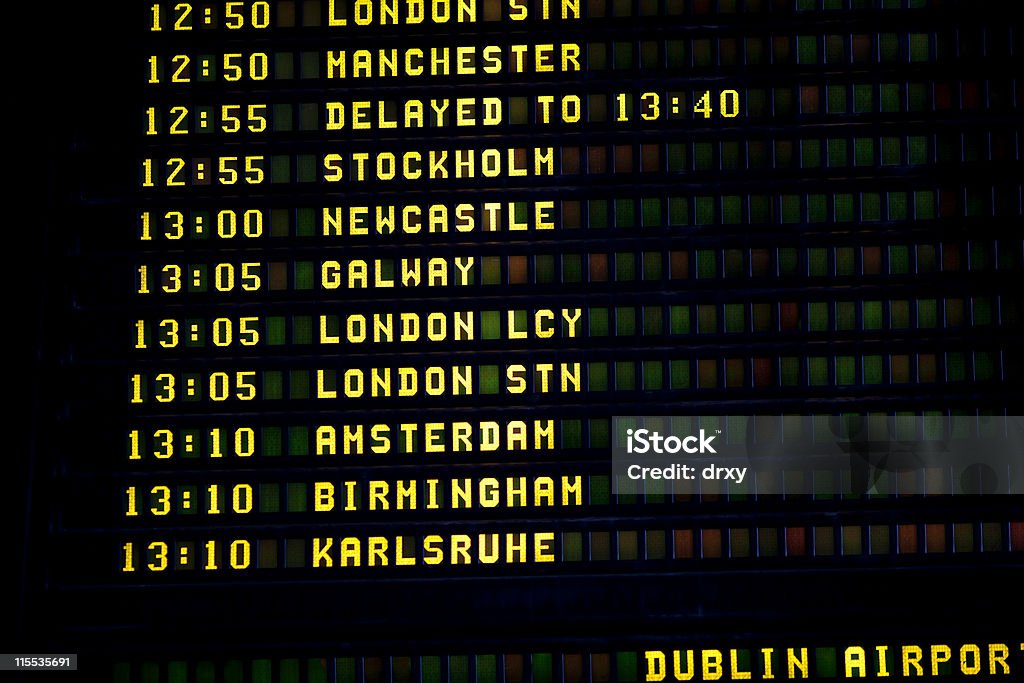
[13,0,1024,681]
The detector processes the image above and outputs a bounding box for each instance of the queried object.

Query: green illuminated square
[881,137,901,166]
[781,195,801,223]
[616,307,636,335]
[337,658,356,683]
[917,299,937,328]
[823,84,847,112]
[721,141,740,170]
[746,89,768,117]
[225,661,243,683]
[273,103,293,132]
[836,247,854,275]
[670,360,690,388]
[289,370,309,399]
[197,662,215,683]
[643,361,663,390]
[562,532,583,561]
[862,193,881,221]
[643,252,662,280]
[641,197,661,227]
[294,261,315,290]
[837,356,855,385]
[287,483,306,512]
[692,38,711,67]
[725,304,744,333]
[908,136,928,166]
[253,660,272,683]
[590,308,609,336]
[670,306,691,334]
[260,484,280,513]
[299,103,318,131]
[615,198,635,227]
[563,254,582,282]
[975,351,995,381]
[778,247,799,274]
[561,419,582,448]
[723,195,742,224]
[888,244,913,274]
[589,199,608,229]
[798,36,818,64]
[271,155,290,183]
[536,255,555,283]
[888,192,908,220]
[616,652,638,683]
[292,316,313,344]
[588,362,608,391]
[694,143,714,172]
[864,356,884,384]
[947,352,967,381]
[510,96,528,124]
[263,316,285,346]
[814,648,837,677]
[300,51,319,78]
[809,248,829,277]
[482,256,501,285]
[614,41,633,69]
[880,33,899,61]
[481,311,500,339]
[809,194,828,223]
[271,209,289,237]
[616,362,636,390]
[421,658,441,683]
[914,190,935,219]
[288,426,308,456]
[616,253,636,281]
[591,419,610,447]
[864,301,883,330]
[854,84,873,113]
[667,144,686,172]
[809,302,828,331]
[589,475,610,504]
[880,84,900,113]
[908,83,928,111]
[296,155,316,183]
[809,357,828,385]
[664,39,685,67]
[697,250,716,278]
[854,138,874,166]
[479,365,499,394]
[837,302,856,330]
[477,656,497,683]
[274,52,294,80]
[781,357,800,386]
[262,428,282,458]
[835,194,854,222]
[305,660,327,683]
[801,139,821,168]
[909,33,930,62]
[828,138,847,167]
[668,197,687,225]
[973,297,993,325]
[774,88,794,117]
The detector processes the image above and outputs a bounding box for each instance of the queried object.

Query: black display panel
[14,1,1024,681]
